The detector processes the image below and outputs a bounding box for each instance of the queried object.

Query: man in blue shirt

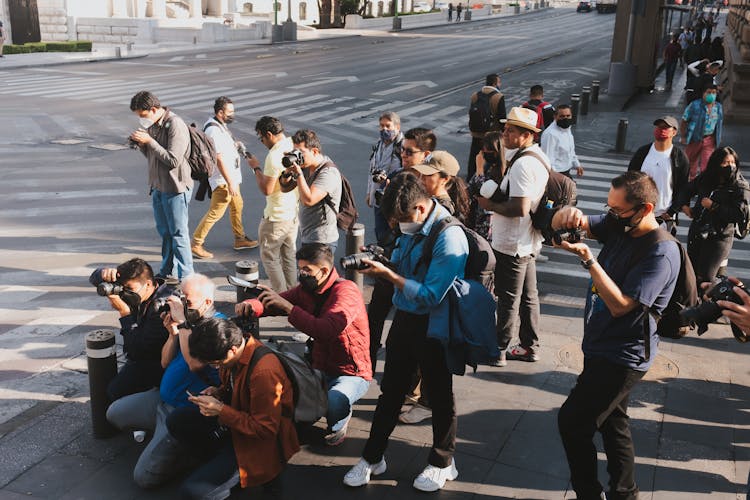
[551,171,680,500]
[343,171,468,492]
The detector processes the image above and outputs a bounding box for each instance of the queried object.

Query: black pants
[687,225,734,284]
[558,357,645,500]
[368,278,394,375]
[467,136,483,180]
[107,360,163,402]
[494,251,540,350]
[362,310,456,468]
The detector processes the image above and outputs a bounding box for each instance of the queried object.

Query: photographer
[717,277,750,336]
[679,147,750,284]
[343,171,468,492]
[236,243,372,446]
[366,111,404,241]
[89,258,172,402]
[467,131,505,240]
[279,129,342,252]
[552,171,680,500]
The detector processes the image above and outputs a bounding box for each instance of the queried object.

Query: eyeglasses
[604,204,642,220]
[401,148,423,157]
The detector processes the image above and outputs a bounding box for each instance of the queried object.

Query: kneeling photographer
[89,258,175,402]
[551,171,681,500]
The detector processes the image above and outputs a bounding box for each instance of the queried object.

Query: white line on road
[4,189,140,202]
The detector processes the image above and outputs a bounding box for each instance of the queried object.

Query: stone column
[151,0,167,18]
[190,0,202,17]
[111,0,129,16]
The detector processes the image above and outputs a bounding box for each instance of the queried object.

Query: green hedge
[3,40,93,54]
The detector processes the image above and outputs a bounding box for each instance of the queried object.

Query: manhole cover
[50,138,90,145]
[89,143,129,151]
[558,343,679,381]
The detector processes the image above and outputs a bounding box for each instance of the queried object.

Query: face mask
[482,152,498,165]
[605,209,641,234]
[139,117,154,129]
[119,289,142,311]
[298,270,322,293]
[654,128,672,141]
[185,301,204,324]
[719,166,736,181]
[224,114,235,124]
[380,129,397,142]
[704,93,717,104]
[556,118,573,129]
[399,221,423,235]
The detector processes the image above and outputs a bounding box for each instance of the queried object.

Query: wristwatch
[580,257,597,270]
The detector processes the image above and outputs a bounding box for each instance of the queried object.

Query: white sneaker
[412,459,459,492]
[399,403,432,424]
[343,457,387,487]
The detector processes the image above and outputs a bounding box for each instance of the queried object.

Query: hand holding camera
[682,276,749,340]
[340,244,390,271]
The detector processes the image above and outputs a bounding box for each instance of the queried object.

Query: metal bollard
[570,94,580,125]
[615,118,628,153]
[345,223,365,290]
[591,80,600,104]
[235,260,260,338]
[86,330,118,439]
[115,47,121,58]
[581,86,591,115]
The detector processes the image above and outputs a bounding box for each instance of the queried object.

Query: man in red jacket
[236,243,372,446]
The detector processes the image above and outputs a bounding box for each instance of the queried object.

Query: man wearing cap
[628,116,689,233]
[477,107,550,366]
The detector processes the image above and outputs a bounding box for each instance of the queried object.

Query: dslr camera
[89,268,124,296]
[551,227,583,246]
[340,244,389,271]
[281,149,304,169]
[371,169,388,184]
[679,276,748,337]
[153,289,186,315]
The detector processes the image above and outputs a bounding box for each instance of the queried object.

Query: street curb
[386,6,554,33]
[0,53,148,71]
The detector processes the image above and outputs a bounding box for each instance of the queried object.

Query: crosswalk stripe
[232,91,302,111]
[4,188,138,202]
[178,89,278,111]
[60,81,154,98]
[0,77,89,94]
[0,220,151,237]
[2,177,127,188]
[393,103,439,117]
[15,79,125,97]
[323,100,403,125]
[294,99,382,123]
[89,82,208,104]
[164,87,237,107]
[577,154,630,166]
[2,202,152,218]
[419,105,466,121]
[242,94,330,116]
[320,125,375,145]
[1,76,82,88]
[274,96,356,118]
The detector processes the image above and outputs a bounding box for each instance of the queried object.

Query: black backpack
[417,216,496,293]
[468,90,500,134]
[187,122,219,183]
[311,161,359,232]
[628,229,698,358]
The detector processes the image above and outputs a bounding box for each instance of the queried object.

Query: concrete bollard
[392,16,402,31]
[581,86,591,115]
[86,330,118,439]
[615,118,628,153]
[591,80,600,104]
[345,223,365,290]
[570,94,580,125]
[115,47,122,58]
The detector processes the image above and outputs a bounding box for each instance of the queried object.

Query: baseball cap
[412,150,461,177]
[653,116,679,129]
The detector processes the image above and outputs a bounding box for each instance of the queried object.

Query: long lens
[340,252,374,271]
[679,301,722,334]
[96,282,123,296]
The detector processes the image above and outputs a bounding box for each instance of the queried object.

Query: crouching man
[236,243,372,446]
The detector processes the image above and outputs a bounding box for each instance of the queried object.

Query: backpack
[247,342,328,424]
[468,90,500,134]
[187,122,218,183]
[311,161,359,232]
[628,229,698,359]
[417,216,496,293]
[522,100,553,141]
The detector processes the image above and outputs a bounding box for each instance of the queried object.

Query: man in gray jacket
[130,91,194,279]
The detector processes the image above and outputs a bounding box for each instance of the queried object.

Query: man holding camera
[552,171,680,500]
[344,171,468,492]
[106,273,221,488]
[280,129,342,252]
[129,91,193,279]
[251,116,298,292]
[191,96,259,260]
[90,258,172,402]
[367,111,404,241]
[236,243,372,446]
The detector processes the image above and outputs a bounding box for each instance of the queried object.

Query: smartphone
[186,390,196,398]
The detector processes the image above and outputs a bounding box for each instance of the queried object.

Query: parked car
[413,1,432,12]
[577,1,593,12]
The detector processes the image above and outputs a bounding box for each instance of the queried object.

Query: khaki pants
[192,185,245,245]
[258,217,298,292]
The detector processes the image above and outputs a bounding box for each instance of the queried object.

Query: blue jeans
[152,189,193,278]
[326,375,370,432]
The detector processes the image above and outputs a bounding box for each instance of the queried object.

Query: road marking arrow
[373,80,437,96]
[288,76,359,89]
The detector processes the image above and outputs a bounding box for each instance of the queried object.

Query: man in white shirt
[477,107,549,366]
[192,96,258,259]
[540,105,584,178]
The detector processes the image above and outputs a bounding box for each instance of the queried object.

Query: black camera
[372,169,388,184]
[552,227,584,246]
[679,276,747,335]
[373,189,385,207]
[281,149,304,169]
[340,244,388,271]
[127,138,140,150]
[153,289,186,314]
[697,223,717,240]
[97,282,124,297]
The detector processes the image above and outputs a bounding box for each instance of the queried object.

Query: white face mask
[399,221,423,235]
[139,117,154,129]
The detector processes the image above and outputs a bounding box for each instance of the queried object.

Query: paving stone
[475,462,571,499]
[4,454,104,498]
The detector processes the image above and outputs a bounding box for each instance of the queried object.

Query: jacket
[469,86,507,138]
[679,172,750,237]
[628,143,690,216]
[255,268,372,380]
[118,283,171,364]
[217,339,299,488]
[682,99,723,145]
[140,107,193,194]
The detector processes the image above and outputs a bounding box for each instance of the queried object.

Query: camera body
[127,138,140,150]
[340,244,389,271]
[679,276,747,335]
[697,223,717,240]
[153,289,186,314]
[551,227,583,246]
[281,149,304,169]
[371,169,388,184]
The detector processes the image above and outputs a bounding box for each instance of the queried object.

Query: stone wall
[38,0,70,41]
[724,0,750,121]
[76,18,141,44]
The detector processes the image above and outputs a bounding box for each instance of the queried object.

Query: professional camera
[96,282,124,297]
[697,223,717,240]
[127,138,140,150]
[153,289,186,314]
[281,149,304,169]
[679,276,747,335]
[551,227,583,246]
[236,141,252,159]
[371,169,388,184]
[340,244,389,271]
[373,189,385,207]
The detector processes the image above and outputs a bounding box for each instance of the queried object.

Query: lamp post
[393,0,401,30]
[282,0,297,40]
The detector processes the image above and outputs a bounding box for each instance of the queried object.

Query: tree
[318,0,332,27]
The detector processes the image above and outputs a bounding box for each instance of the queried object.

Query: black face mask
[298,271,322,293]
[119,289,142,311]
[719,166,735,182]
[556,118,573,129]
[185,306,202,325]
[605,208,641,234]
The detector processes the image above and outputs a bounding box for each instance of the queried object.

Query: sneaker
[489,350,507,367]
[343,457,387,487]
[535,253,549,262]
[412,459,458,492]
[506,344,540,362]
[399,403,432,424]
[191,244,214,259]
[325,420,348,446]
[234,236,259,250]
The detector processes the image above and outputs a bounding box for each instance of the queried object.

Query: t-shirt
[640,144,673,216]
[203,118,242,191]
[263,136,299,222]
[299,159,342,245]
[583,215,680,370]
[490,145,549,257]
[160,350,219,407]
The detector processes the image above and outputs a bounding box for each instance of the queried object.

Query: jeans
[152,189,193,278]
[326,375,370,432]
[494,250,540,351]
[665,59,678,85]
[192,184,246,245]
[106,387,161,432]
[558,357,645,500]
[258,217,298,292]
[687,225,734,284]
[362,311,456,468]
[180,441,239,500]
[107,360,164,403]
